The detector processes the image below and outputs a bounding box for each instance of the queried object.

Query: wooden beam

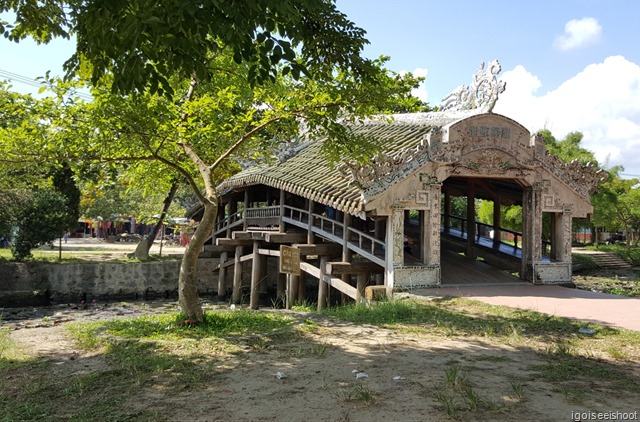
[264,232,307,243]
[326,261,384,275]
[203,244,236,255]
[231,231,262,240]
[217,238,254,246]
[299,261,357,300]
[258,248,281,256]
[292,243,343,256]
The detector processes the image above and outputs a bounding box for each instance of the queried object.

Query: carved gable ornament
[440,59,506,113]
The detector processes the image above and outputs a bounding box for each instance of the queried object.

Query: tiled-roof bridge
[203,112,601,310]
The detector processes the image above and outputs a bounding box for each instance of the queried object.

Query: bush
[12,190,70,260]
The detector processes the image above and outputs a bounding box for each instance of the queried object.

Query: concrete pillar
[385,209,404,290]
[425,184,441,266]
[522,186,543,281]
[374,219,385,285]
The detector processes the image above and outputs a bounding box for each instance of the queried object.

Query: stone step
[586,252,632,269]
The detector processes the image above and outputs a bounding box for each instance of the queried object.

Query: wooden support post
[297,273,306,303]
[249,240,260,310]
[356,273,368,304]
[217,251,228,301]
[232,245,243,304]
[290,275,300,307]
[317,255,328,311]
[258,255,268,295]
[307,199,315,244]
[493,193,502,249]
[244,189,250,231]
[279,189,285,233]
[227,201,237,238]
[466,182,477,260]
[277,272,286,306]
[341,212,352,304]
[285,274,292,309]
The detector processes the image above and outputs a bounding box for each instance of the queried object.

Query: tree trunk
[133,180,179,261]
[178,201,217,321]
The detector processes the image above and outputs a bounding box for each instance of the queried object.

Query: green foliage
[12,189,70,260]
[2,0,383,97]
[69,310,296,344]
[538,130,598,166]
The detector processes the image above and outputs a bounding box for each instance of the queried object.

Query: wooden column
[217,251,228,301]
[492,194,502,249]
[227,201,237,238]
[279,190,285,233]
[249,240,261,309]
[466,183,476,260]
[277,272,286,306]
[232,245,243,303]
[356,273,368,304]
[317,255,328,311]
[341,212,352,303]
[242,189,249,231]
[288,275,299,308]
[307,199,315,244]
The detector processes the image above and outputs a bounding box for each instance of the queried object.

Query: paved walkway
[410,284,640,332]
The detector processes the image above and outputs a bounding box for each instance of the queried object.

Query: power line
[0,68,93,101]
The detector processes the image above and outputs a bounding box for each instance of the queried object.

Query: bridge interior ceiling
[443,177,525,207]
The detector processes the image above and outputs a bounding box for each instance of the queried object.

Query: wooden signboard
[279,245,301,276]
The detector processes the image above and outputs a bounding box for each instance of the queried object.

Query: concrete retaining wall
[0,259,218,306]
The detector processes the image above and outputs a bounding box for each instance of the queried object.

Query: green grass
[1,309,300,421]
[67,309,296,345]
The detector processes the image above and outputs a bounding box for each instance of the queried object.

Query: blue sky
[2,1,640,175]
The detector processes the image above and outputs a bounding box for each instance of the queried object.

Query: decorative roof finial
[440,59,506,113]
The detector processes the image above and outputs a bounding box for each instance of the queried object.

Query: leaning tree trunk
[133,180,179,261]
[178,201,217,321]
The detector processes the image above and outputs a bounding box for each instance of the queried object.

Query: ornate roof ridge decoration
[337,139,429,189]
[440,59,506,113]
[533,133,606,197]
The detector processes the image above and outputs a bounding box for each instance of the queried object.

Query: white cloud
[494,56,640,174]
[553,17,602,51]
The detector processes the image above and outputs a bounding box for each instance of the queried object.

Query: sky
[2,1,640,175]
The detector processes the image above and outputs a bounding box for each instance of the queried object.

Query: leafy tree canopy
[1,0,383,97]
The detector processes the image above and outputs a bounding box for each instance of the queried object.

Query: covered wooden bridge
[201,61,602,309]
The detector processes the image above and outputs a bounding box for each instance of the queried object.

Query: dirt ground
[2,241,639,420]
[3,301,640,421]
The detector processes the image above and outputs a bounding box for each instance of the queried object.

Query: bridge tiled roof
[216,113,459,215]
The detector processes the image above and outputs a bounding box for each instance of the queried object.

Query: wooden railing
[214,210,243,236]
[246,205,280,219]
[283,205,386,266]
[443,214,551,255]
